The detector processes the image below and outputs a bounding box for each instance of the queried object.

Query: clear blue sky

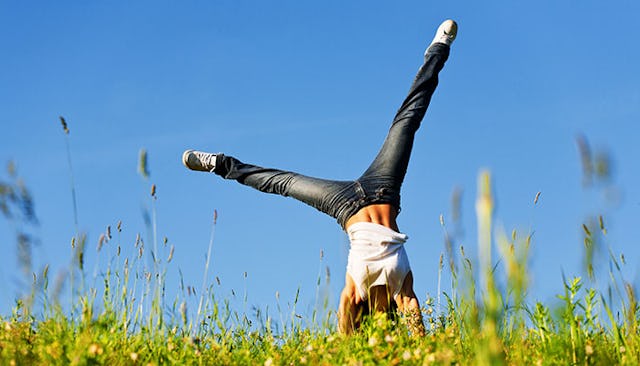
[1,1,639,320]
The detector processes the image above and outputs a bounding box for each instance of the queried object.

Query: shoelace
[194,152,216,171]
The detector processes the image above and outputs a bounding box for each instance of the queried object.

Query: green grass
[1,125,638,365]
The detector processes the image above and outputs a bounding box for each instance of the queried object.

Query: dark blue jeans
[214,43,450,229]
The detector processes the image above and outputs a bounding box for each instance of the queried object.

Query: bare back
[344,203,399,232]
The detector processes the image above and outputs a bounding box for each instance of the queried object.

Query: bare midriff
[344,203,399,232]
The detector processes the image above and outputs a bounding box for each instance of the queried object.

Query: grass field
[1,126,638,365]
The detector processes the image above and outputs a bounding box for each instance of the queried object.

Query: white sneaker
[430,19,457,47]
[182,150,218,172]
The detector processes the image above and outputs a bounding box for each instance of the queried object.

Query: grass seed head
[167,245,175,263]
[138,149,150,179]
[7,160,16,176]
[576,134,593,186]
[585,344,594,355]
[97,234,105,252]
[59,116,69,134]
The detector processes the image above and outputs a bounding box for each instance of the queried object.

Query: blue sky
[1,1,639,321]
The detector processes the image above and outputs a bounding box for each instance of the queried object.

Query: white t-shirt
[346,222,412,300]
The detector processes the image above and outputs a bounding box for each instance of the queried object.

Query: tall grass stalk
[475,170,493,298]
[59,116,83,319]
[195,210,218,335]
[58,116,79,234]
[473,170,505,365]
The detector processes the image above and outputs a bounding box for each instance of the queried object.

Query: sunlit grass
[0,123,638,365]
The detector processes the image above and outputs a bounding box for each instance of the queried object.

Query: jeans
[214,43,450,229]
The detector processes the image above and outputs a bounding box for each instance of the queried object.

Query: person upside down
[182,20,457,336]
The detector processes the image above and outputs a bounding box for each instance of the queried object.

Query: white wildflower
[402,350,411,361]
[384,334,394,343]
[368,336,378,346]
